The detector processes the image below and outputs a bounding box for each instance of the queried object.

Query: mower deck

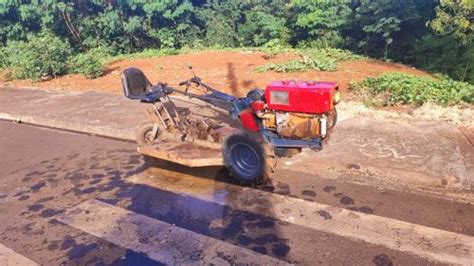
[138,140,224,167]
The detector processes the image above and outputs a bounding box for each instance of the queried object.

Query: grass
[351,73,473,106]
[255,48,367,73]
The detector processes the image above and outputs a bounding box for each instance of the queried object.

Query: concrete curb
[0,112,135,141]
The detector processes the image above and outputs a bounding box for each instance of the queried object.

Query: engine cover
[265,80,337,114]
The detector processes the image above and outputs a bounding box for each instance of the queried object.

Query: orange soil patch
[0,50,429,97]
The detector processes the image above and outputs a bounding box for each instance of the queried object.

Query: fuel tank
[265,80,338,114]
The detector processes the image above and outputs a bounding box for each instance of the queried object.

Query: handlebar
[178,76,202,87]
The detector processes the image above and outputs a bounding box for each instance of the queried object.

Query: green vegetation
[0,32,71,80]
[256,48,365,73]
[351,73,474,106]
[70,47,109,79]
[256,56,336,73]
[0,0,472,86]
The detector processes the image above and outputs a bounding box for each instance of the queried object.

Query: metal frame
[133,71,326,152]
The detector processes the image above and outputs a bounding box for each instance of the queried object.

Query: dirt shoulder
[0,50,429,96]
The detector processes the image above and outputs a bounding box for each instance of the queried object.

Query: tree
[238,0,289,47]
[363,16,401,60]
[427,0,473,82]
[290,0,351,48]
[196,0,242,47]
[413,34,474,83]
[429,0,473,43]
[350,0,420,59]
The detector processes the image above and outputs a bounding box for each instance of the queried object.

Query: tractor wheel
[136,122,160,146]
[223,130,276,184]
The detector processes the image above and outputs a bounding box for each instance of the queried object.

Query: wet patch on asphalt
[96,182,294,260]
[256,180,376,218]
[112,250,164,266]
[323,186,336,193]
[302,190,317,197]
[274,182,291,196]
[317,210,332,220]
[1,145,147,264]
[28,204,44,212]
[340,196,355,205]
[373,254,394,266]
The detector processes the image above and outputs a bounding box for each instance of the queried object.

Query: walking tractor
[122,66,340,184]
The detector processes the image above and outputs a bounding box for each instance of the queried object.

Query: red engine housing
[265,81,337,114]
[239,108,260,132]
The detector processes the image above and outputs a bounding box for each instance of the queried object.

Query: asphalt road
[0,120,473,265]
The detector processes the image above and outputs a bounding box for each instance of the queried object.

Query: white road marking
[55,199,289,265]
[0,243,38,266]
[129,168,474,265]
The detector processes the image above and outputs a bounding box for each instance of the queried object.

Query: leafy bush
[70,48,110,79]
[256,48,365,73]
[412,35,474,84]
[256,55,337,72]
[291,1,351,48]
[0,46,8,68]
[309,48,367,62]
[351,73,473,106]
[1,32,72,80]
[204,15,237,48]
[238,10,289,47]
[0,1,472,86]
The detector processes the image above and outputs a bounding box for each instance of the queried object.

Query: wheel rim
[144,129,157,143]
[231,143,260,178]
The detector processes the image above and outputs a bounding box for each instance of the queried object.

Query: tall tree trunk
[61,11,81,43]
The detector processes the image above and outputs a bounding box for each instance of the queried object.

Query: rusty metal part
[141,91,237,151]
[276,112,322,140]
[259,112,276,129]
[258,111,325,139]
[145,94,184,133]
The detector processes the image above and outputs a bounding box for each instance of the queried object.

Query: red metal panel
[265,81,337,114]
[239,108,260,132]
[250,100,265,112]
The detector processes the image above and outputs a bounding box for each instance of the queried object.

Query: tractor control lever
[178,76,200,86]
[190,76,201,86]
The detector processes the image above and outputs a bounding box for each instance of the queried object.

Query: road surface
[0,121,473,265]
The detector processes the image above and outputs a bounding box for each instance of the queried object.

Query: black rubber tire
[136,122,160,146]
[223,130,276,184]
[246,88,265,101]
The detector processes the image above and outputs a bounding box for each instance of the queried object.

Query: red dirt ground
[0,50,429,97]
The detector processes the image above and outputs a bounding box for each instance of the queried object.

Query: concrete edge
[0,112,135,141]
[0,84,102,93]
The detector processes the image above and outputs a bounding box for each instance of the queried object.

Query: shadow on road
[18,145,294,264]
